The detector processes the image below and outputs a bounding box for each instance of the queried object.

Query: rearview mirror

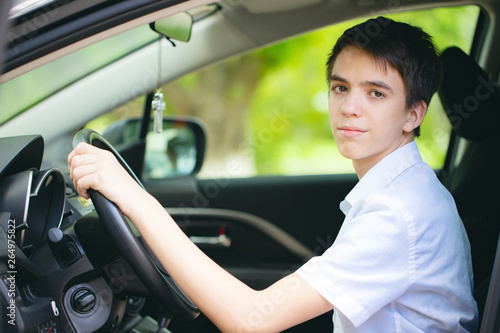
[150,12,193,42]
[102,117,206,179]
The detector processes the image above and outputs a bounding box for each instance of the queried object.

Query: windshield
[0,3,219,126]
[0,25,158,125]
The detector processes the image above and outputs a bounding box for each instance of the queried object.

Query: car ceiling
[1,0,500,164]
[4,0,497,80]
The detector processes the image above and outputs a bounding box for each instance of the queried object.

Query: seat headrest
[439,47,500,140]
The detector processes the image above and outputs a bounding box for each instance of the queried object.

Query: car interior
[1,0,500,332]
[438,45,500,330]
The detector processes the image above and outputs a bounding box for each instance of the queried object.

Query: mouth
[338,126,367,138]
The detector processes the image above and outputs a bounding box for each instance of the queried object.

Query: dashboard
[0,135,93,252]
[0,135,125,333]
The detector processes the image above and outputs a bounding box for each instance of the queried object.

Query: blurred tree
[162,55,264,176]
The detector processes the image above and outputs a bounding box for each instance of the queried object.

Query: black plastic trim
[167,207,314,261]
[3,0,189,74]
[0,135,43,179]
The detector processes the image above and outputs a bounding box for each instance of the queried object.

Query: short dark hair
[326,17,441,137]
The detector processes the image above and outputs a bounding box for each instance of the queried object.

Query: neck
[353,135,414,179]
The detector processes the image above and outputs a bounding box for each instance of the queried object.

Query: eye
[331,85,347,93]
[369,90,385,99]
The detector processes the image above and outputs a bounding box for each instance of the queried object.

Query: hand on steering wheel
[70,129,199,321]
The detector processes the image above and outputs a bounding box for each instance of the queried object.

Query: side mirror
[102,117,206,180]
[150,12,193,42]
[144,118,205,179]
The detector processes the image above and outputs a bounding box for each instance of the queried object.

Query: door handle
[189,234,231,248]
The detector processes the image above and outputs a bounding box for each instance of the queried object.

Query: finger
[71,158,113,199]
[74,142,94,153]
[69,153,101,182]
[73,172,95,199]
[71,151,125,196]
[68,143,94,170]
[71,162,99,185]
[68,149,76,169]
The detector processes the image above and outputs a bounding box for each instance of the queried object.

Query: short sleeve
[296,193,416,327]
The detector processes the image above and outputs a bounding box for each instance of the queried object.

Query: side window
[86,6,479,179]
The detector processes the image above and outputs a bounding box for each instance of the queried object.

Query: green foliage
[85,95,145,134]
[235,6,479,175]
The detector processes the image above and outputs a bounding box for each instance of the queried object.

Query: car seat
[438,46,500,329]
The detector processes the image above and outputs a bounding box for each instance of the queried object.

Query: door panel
[195,174,356,254]
[144,173,358,332]
[146,174,357,259]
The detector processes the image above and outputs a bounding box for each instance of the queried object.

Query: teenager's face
[329,46,416,177]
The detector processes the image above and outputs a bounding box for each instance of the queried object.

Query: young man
[68,17,478,332]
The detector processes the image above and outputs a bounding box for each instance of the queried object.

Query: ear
[403,101,427,133]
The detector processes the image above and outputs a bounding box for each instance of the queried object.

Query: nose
[340,90,362,117]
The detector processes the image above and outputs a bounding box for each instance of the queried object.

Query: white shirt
[297,141,478,332]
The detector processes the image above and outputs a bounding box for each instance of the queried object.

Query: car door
[145,174,354,332]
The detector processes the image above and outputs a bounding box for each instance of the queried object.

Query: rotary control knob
[71,288,97,314]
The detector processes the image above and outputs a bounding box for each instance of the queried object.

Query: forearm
[123,193,263,332]
[122,193,332,332]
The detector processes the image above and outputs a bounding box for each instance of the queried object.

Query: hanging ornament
[152,89,166,133]
[152,36,166,133]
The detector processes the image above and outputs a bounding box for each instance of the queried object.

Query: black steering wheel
[72,129,199,321]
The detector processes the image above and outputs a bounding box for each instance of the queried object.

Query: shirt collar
[340,141,423,215]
